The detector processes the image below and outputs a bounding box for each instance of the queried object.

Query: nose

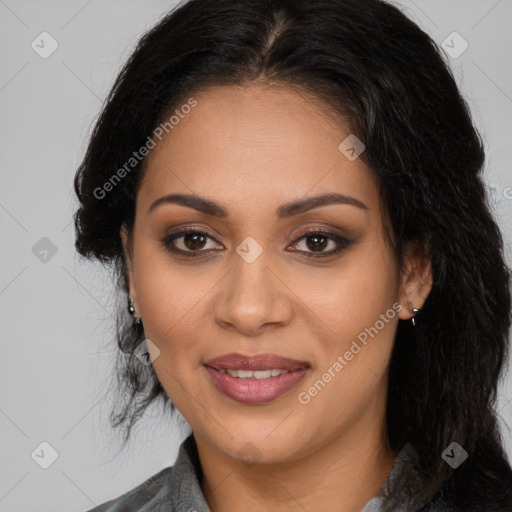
[211,248,294,337]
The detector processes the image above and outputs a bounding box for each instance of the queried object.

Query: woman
[74,0,512,510]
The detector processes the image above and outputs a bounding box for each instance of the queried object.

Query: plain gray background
[1,1,511,510]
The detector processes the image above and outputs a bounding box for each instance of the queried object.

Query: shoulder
[84,434,207,512]
[382,443,510,512]
[416,475,512,512]
[416,491,455,511]
[84,465,174,512]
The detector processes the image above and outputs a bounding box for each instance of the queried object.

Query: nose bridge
[232,245,272,300]
[213,240,292,333]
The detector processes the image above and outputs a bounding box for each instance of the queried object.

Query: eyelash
[161,227,352,260]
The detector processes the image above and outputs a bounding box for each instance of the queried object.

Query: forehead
[137,84,380,218]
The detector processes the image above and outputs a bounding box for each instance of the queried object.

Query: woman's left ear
[397,239,433,321]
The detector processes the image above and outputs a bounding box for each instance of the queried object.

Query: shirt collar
[164,434,431,512]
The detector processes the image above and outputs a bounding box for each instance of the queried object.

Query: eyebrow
[148,192,369,218]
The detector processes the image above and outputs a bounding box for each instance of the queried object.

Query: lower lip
[204,366,308,404]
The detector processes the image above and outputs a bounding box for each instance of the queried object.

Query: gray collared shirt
[86,435,451,511]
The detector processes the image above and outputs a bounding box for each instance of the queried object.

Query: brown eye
[162,229,223,257]
[288,230,352,259]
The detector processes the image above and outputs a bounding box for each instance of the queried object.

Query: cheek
[296,240,399,345]
[132,238,206,335]
[136,274,210,362]
[133,255,209,409]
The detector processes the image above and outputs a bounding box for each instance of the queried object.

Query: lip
[204,352,310,404]
[204,353,309,371]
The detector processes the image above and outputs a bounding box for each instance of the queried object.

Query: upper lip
[204,353,310,371]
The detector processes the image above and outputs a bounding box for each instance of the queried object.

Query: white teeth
[222,369,290,379]
[254,370,272,379]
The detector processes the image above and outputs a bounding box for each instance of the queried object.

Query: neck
[196,417,397,512]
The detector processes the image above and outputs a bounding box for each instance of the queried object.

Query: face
[121,83,429,465]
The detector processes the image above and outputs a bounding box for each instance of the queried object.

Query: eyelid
[162,223,229,245]
[289,224,345,240]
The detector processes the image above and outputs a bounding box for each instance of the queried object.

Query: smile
[204,353,310,404]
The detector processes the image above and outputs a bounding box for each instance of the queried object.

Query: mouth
[204,352,310,404]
